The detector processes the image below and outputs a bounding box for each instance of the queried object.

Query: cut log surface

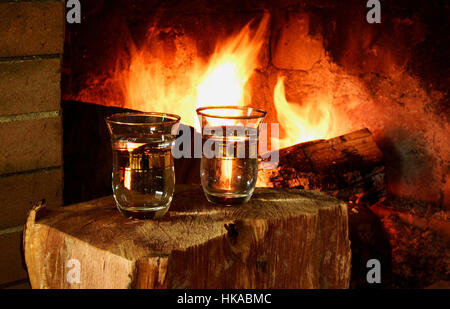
[24,185,351,289]
[258,128,385,204]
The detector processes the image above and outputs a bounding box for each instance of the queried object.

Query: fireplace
[0,0,448,289]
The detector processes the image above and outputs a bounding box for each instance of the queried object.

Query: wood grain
[24,185,351,289]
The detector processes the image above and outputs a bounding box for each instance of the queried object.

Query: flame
[196,13,269,111]
[223,158,233,190]
[120,142,145,190]
[120,13,269,131]
[120,13,341,151]
[124,167,131,190]
[274,76,336,148]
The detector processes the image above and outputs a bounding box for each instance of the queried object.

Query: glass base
[116,205,169,220]
[204,191,252,206]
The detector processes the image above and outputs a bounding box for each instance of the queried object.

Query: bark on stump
[23,185,351,289]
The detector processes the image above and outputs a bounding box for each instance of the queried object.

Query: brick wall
[0,0,64,288]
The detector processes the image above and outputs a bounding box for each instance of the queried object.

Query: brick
[0,230,27,285]
[0,168,62,230]
[0,58,61,116]
[0,117,62,175]
[271,12,325,70]
[0,1,64,57]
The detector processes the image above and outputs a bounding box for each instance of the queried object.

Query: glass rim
[105,112,181,126]
[196,106,266,120]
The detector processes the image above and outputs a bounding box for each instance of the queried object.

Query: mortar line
[0,110,61,124]
[0,225,23,236]
[0,0,63,4]
[0,165,62,179]
[0,54,61,62]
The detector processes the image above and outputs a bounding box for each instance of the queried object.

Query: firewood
[257,128,386,204]
[23,185,351,289]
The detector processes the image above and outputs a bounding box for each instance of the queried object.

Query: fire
[124,167,131,190]
[223,158,233,190]
[273,76,336,148]
[196,13,269,111]
[120,13,269,131]
[120,13,340,150]
[118,141,146,190]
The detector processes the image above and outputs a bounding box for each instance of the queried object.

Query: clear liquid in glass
[200,132,259,205]
[111,135,175,219]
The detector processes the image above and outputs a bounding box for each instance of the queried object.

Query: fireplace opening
[0,0,448,289]
[61,0,449,289]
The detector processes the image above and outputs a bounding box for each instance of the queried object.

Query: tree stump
[23,185,351,289]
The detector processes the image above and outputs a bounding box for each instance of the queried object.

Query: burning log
[258,128,386,204]
[23,185,351,289]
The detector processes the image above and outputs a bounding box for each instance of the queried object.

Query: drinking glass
[196,106,266,205]
[106,112,180,219]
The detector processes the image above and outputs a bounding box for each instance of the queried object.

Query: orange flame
[124,167,131,190]
[274,76,337,148]
[196,13,269,111]
[223,158,233,190]
[120,13,343,150]
[120,13,269,131]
